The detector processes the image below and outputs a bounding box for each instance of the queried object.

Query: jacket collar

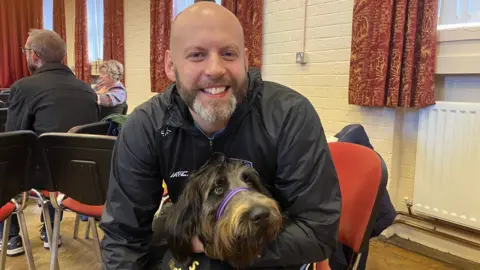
[163,67,264,134]
[33,63,74,75]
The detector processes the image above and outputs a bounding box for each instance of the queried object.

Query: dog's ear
[164,179,203,265]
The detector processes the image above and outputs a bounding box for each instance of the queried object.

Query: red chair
[37,132,116,270]
[0,131,38,270]
[316,142,388,270]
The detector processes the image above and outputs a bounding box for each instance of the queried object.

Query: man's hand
[191,235,205,253]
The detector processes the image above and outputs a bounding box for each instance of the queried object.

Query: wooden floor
[3,203,464,270]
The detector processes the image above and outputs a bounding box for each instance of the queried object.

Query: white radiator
[413,101,480,231]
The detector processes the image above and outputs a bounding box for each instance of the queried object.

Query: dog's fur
[163,153,283,268]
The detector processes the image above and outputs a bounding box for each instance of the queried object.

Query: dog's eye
[214,187,224,195]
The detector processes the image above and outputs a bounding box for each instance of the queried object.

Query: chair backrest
[100,103,128,120]
[0,108,7,132]
[0,93,9,104]
[38,133,116,206]
[68,121,111,135]
[0,131,37,206]
[328,142,388,253]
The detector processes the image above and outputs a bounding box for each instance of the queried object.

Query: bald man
[99,2,341,270]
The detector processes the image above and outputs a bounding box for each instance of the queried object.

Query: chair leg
[73,214,80,239]
[49,209,62,270]
[0,216,11,270]
[17,211,36,270]
[352,252,362,270]
[42,206,59,270]
[88,217,102,263]
[84,219,90,239]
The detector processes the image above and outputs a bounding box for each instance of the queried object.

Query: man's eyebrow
[183,46,206,55]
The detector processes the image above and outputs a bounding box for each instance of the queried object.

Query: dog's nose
[249,206,270,222]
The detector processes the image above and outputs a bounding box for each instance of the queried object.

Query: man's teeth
[203,87,227,94]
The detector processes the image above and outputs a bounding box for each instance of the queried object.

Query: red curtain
[222,0,263,69]
[0,0,43,88]
[348,0,438,108]
[150,0,172,93]
[53,0,67,65]
[75,0,90,83]
[104,0,125,84]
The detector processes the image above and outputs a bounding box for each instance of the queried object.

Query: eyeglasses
[20,47,34,54]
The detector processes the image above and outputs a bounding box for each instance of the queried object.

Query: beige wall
[262,0,404,205]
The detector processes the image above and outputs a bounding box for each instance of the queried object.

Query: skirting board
[382,223,480,265]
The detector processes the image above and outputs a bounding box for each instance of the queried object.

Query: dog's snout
[249,206,270,222]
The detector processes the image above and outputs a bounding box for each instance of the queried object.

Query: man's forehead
[170,2,244,49]
[172,20,244,51]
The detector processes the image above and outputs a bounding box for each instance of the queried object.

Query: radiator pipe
[390,197,480,249]
[392,218,480,249]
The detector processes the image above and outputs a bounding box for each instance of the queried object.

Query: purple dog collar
[216,187,248,221]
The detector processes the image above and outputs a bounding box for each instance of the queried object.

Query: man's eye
[188,52,206,59]
[223,51,237,59]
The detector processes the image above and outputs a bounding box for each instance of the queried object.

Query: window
[87,0,104,62]
[438,0,480,27]
[173,0,222,18]
[43,0,53,30]
[42,0,104,62]
[436,0,480,74]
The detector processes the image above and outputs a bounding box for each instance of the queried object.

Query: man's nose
[204,54,226,78]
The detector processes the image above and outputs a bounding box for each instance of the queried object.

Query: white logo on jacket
[170,171,189,178]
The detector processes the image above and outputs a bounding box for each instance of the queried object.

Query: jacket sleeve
[251,98,342,268]
[99,109,164,270]
[5,83,33,132]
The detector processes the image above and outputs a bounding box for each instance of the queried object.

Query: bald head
[170,2,244,52]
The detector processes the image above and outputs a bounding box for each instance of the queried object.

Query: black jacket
[99,68,342,269]
[6,63,99,134]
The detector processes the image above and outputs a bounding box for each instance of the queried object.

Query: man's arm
[99,109,164,270]
[251,98,342,268]
[5,83,33,131]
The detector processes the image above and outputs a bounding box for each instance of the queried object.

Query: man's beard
[175,70,248,123]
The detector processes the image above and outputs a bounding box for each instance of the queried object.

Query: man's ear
[164,50,176,82]
[31,52,42,66]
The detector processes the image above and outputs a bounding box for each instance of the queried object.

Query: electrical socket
[296,52,307,64]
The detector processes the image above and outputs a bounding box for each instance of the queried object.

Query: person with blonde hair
[94,60,127,117]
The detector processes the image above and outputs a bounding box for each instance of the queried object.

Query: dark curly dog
[163,153,283,268]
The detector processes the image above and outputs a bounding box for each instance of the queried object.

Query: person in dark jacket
[0,29,99,256]
[99,2,341,270]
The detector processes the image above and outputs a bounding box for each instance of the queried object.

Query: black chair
[68,121,111,135]
[67,121,111,239]
[99,102,128,120]
[37,133,116,269]
[0,109,7,133]
[0,94,8,105]
[0,131,37,270]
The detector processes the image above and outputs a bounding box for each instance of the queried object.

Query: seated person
[99,2,341,270]
[94,60,127,118]
[0,29,99,256]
